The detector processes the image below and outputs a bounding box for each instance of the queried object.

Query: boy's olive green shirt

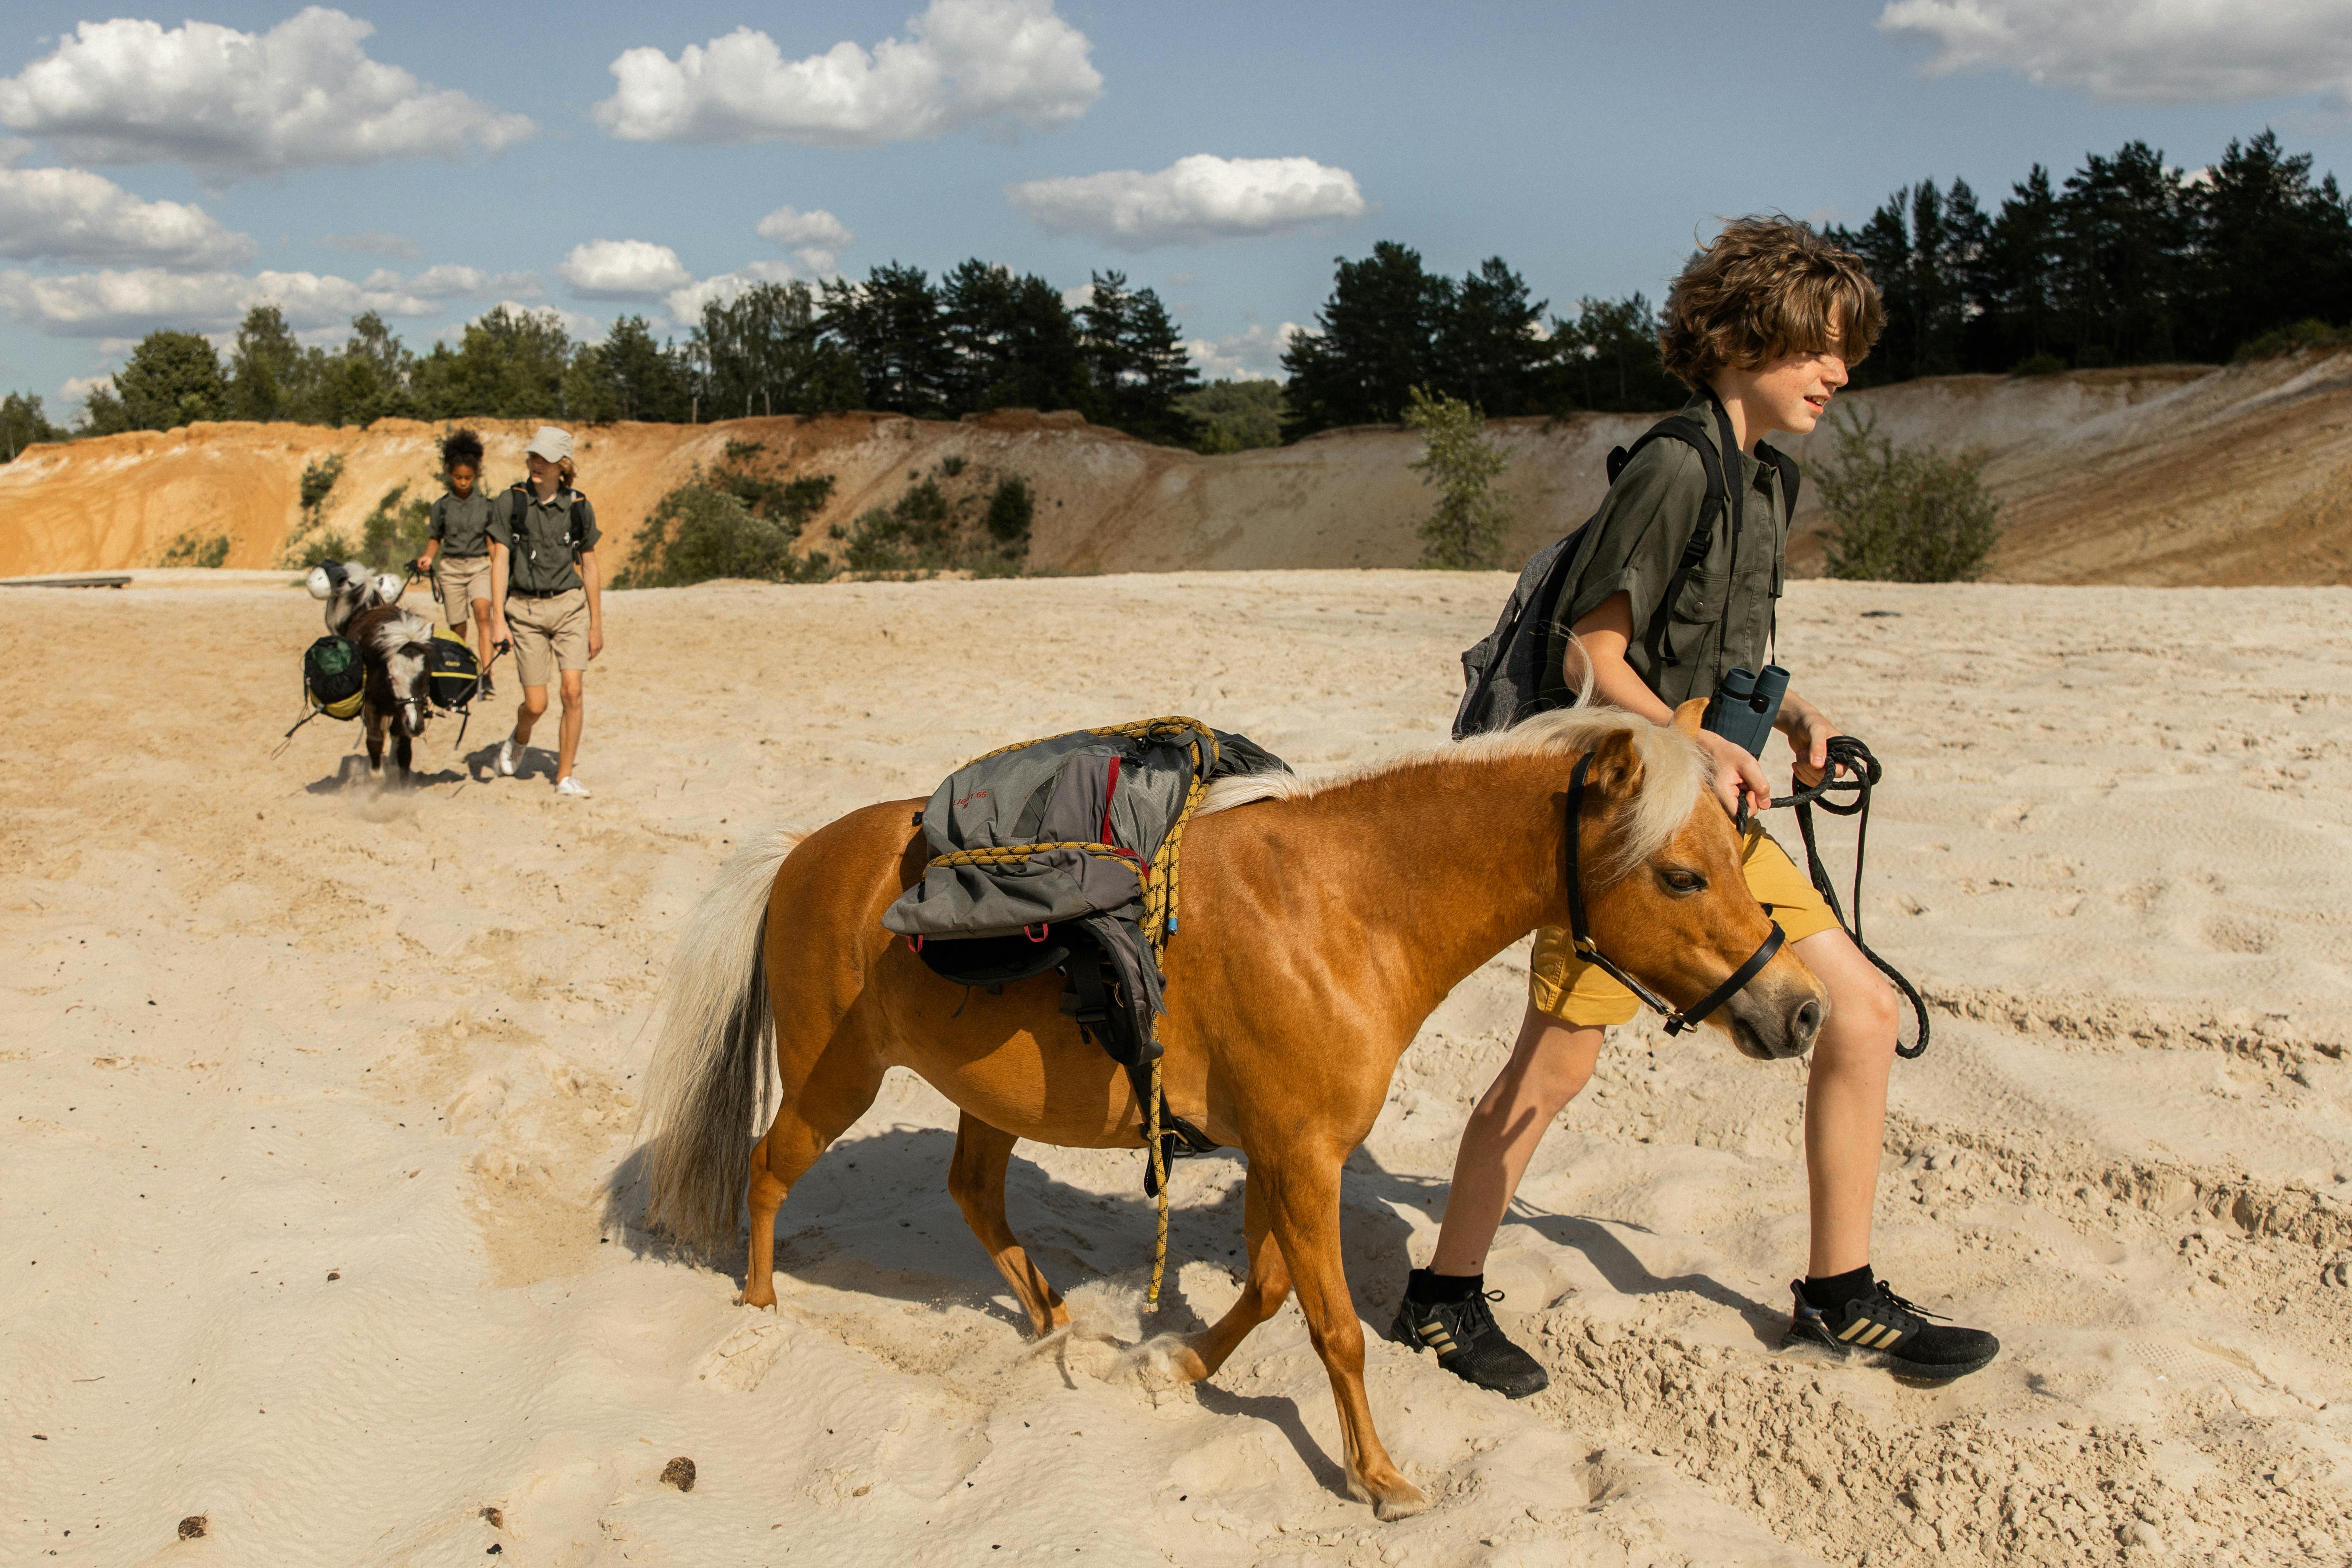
[428,491,494,556]
[1542,389,1790,709]
[488,485,602,595]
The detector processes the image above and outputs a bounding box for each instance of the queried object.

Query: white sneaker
[555,776,591,798]
[497,736,519,777]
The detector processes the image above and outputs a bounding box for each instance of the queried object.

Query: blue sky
[4,0,2351,416]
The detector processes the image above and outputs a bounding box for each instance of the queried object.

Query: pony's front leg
[1171,1165,1290,1382]
[1263,1144,1428,1521]
[363,708,386,776]
[948,1112,1069,1337]
[392,727,413,781]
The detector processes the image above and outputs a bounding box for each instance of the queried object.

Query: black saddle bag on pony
[302,635,364,720]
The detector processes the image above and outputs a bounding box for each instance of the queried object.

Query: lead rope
[1769,735,1931,1060]
[1142,730,1215,1311]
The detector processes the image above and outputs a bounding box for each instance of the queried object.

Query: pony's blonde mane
[365,609,434,656]
[1198,706,1711,881]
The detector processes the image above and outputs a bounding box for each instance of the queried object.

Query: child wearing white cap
[487,425,604,797]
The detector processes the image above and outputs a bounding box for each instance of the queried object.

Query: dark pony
[316,560,436,780]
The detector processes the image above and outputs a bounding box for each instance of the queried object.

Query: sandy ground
[3,568,2350,1567]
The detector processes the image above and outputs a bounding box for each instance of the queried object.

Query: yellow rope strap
[936,717,1219,1312]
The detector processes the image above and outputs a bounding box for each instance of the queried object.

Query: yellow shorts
[433,554,491,628]
[1529,823,1841,1026]
[504,588,589,689]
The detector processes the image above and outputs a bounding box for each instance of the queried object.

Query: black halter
[1564,750,1786,1036]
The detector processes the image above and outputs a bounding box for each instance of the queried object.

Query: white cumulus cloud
[596,0,1101,147]
[558,239,694,300]
[0,8,536,177]
[754,205,852,274]
[0,164,254,267]
[0,266,443,337]
[1008,155,1367,250]
[1184,321,1300,382]
[1879,0,2352,106]
[664,261,800,324]
[364,263,540,301]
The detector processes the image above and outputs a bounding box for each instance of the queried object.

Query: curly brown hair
[1659,216,1883,388]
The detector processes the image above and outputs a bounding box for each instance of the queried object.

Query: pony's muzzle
[1726,967,1825,1061]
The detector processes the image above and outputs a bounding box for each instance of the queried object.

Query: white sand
[3,571,2349,1566]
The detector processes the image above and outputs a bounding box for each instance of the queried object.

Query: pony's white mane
[1197,706,1712,880]
[366,609,434,657]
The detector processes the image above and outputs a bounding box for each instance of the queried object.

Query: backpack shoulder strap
[1617,411,1731,670]
[1755,440,1800,518]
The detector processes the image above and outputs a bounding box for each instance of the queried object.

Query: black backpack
[302,635,365,720]
[1451,396,1799,739]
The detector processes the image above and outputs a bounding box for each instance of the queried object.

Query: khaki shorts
[434,554,491,628]
[1529,823,1842,1026]
[504,588,589,689]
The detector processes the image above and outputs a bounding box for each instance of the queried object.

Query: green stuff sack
[303,635,364,720]
[423,626,481,712]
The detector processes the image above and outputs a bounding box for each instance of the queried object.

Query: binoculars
[1701,664,1788,757]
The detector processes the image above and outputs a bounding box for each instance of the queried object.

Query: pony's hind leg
[1260,1144,1429,1521]
[743,1037,885,1310]
[948,1112,1069,1337]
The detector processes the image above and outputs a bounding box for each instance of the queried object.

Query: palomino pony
[638,703,1826,1520]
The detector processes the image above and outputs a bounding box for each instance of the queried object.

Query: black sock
[1801,1264,1876,1311]
[1408,1267,1482,1305]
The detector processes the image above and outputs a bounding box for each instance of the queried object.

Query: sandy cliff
[3,350,2348,583]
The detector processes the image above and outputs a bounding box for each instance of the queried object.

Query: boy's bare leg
[1791,928,1900,1277]
[1428,1003,1603,1275]
[512,686,547,750]
[470,598,495,671]
[555,669,586,781]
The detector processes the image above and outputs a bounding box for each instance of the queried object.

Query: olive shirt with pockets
[487,486,602,595]
[1539,389,1790,710]
[428,491,494,556]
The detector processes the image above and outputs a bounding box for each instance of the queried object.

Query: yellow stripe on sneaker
[1837,1319,1873,1342]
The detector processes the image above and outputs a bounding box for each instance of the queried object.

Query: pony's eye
[1659,868,1706,895]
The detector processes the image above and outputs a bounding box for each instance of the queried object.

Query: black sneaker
[1785,1279,2000,1380]
[1390,1287,1550,1399]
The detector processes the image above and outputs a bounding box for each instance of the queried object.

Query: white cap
[524,425,574,463]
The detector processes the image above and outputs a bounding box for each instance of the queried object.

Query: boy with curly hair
[1394,217,2000,1395]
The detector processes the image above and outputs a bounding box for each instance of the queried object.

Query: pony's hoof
[1121,1333,1208,1390]
[1350,1470,1428,1521]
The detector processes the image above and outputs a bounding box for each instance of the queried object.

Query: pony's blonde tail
[639,828,799,1253]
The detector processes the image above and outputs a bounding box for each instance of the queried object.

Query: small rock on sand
[177,1515,207,1540]
[661,1457,696,1493]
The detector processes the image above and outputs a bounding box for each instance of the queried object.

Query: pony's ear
[1582,725,1647,800]
[1670,697,1708,738]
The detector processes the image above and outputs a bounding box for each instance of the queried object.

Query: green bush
[985,475,1034,545]
[845,480,955,572]
[1402,386,1513,570]
[360,486,432,571]
[285,530,357,569]
[1814,410,2003,583]
[158,531,232,568]
[299,453,344,513]
[2233,319,2352,361]
[616,444,838,587]
[2008,352,2068,377]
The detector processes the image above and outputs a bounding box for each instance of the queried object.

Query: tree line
[1832,129,2350,381]
[45,262,1207,451]
[6,126,2344,464]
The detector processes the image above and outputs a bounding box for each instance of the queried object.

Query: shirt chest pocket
[1669,566,1729,623]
